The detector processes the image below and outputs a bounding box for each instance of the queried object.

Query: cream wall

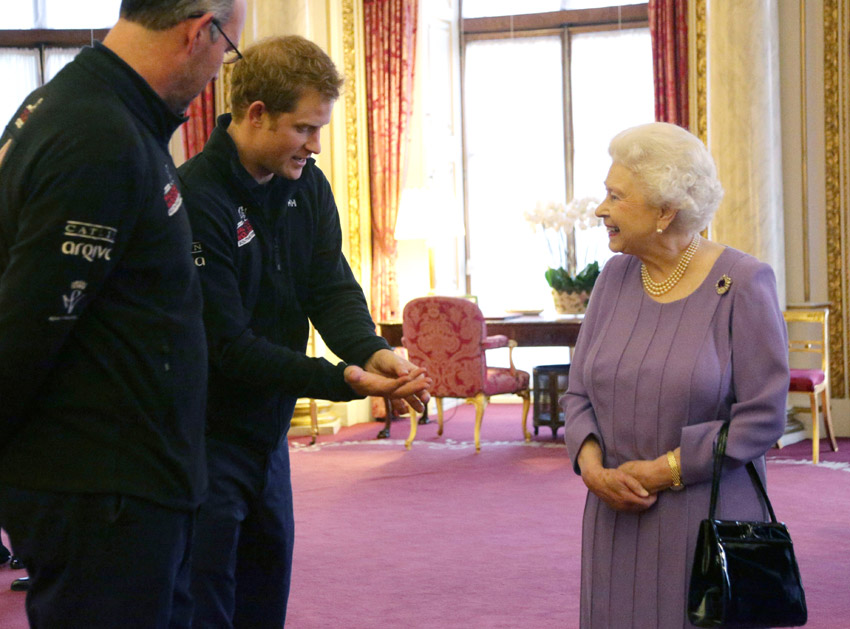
[780,0,828,307]
[707,1,786,304]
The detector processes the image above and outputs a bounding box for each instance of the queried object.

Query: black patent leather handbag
[687,423,807,628]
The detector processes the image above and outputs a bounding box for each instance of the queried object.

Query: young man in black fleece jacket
[0,1,246,627]
[178,36,431,628]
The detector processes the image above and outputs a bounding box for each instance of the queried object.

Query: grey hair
[120,0,235,31]
[608,122,724,233]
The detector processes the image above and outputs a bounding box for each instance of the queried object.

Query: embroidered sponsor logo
[61,241,112,262]
[191,241,206,267]
[64,221,117,244]
[163,180,183,216]
[288,199,297,207]
[236,206,255,247]
[50,280,87,321]
[63,281,87,313]
[14,98,43,130]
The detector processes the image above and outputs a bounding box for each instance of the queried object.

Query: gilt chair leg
[822,388,839,452]
[436,398,445,436]
[405,408,418,450]
[471,393,487,453]
[810,392,820,464]
[519,389,531,442]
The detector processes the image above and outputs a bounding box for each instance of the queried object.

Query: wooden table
[374,315,583,438]
[377,314,583,348]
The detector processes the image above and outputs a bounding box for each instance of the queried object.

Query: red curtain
[182,80,216,159]
[648,0,688,127]
[364,0,419,322]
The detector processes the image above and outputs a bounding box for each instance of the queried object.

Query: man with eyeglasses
[178,36,431,627]
[0,1,246,627]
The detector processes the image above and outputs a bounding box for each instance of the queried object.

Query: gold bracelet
[667,450,684,491]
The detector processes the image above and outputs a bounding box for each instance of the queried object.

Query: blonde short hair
[230,36,344,121]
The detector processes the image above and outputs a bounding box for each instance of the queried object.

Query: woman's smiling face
[595,162,662,256]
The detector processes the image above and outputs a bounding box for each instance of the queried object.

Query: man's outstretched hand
[344,349,432,415]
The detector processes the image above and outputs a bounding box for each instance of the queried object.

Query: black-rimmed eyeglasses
[189,13,243,64]
[210,18,243,64]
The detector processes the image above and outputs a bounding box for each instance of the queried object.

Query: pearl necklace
[641,235,701,297]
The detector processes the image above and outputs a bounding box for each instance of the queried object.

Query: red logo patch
[163,182,183,216]
[237,218,255,247]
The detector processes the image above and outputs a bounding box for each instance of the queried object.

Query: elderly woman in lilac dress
[563,122,789,628]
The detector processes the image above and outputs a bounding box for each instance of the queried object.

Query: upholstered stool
[532,364,570,439]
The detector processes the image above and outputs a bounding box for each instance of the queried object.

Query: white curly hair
[608,122,724,233]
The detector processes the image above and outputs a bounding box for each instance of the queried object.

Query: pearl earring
[656,228,663,234]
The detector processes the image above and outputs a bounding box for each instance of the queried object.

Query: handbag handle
[707,422,778,523]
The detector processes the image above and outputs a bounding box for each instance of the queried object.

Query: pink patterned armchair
[401,296,531,452]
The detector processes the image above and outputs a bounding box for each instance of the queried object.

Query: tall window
[462,3,653,315]
[0,1,119,125]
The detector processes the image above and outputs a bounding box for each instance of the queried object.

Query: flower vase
[551,289,590,315]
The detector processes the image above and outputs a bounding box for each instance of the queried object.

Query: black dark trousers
[0,486,194,628]
[190,436,294,629]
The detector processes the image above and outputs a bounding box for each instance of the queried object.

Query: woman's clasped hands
[581,464,657,513]
[577,437,678,512]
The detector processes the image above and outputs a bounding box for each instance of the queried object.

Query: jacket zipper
[273,236,282,272]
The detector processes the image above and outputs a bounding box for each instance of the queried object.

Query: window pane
[45,48,82,82]
[5,1,37,28]
[570,27,654,269]
[464,35,565,315]
[0,50,41,129]
[463,0,645,18]
[43,0,121,28]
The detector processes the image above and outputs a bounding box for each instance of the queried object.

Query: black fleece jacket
[178,114,389,454]
[0,43,208,510]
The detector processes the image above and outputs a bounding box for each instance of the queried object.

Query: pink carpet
[0,406,847,628]
[284,407,850,628]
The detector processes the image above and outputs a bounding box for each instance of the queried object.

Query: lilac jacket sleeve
[679,260,790,484]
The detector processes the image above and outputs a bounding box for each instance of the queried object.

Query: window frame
[0,29,109,86]
[461,5,648,36]
[0,29,109,48]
